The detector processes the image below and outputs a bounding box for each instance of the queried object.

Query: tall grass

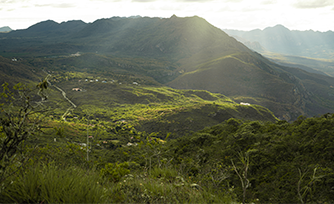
[0,163,108,203]
[111,167,234,203]
[1,163,234,203]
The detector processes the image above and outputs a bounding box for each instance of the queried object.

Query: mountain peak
[27,20,59,32]
[265,24,290,31]
[0,26,12,32]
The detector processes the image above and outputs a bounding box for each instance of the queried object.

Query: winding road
[44,72,77,121]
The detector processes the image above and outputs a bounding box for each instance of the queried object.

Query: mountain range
[224,25,334,59]
[1,16,334,121]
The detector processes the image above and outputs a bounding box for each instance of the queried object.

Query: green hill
[0,54,277,138]
[1,16,334,120]
[168,50,334,120]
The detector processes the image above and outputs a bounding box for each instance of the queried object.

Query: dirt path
[45,72,77,121]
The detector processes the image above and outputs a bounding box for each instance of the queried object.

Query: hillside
[1,16,334,120]
[0,56,42,85]
[0,16,247,60]
[0,56,277,138]
[168,50,334,120]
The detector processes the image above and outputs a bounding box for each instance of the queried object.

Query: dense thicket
[74,114,334,203]
[162,116,334,203]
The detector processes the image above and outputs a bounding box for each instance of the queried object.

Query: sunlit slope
[168,51,334,120]
[50,79,277,138]
[0,54,277,138]
[0,16,249,61]
[2,15,334,120]
[71,15,249,60]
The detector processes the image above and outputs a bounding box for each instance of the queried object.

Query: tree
[297,166,326,204]
[231,151,250,204]
[0,81,48,184]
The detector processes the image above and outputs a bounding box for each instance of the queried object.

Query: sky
[1,0,334,32]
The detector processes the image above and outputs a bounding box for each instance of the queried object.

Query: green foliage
[1,58,334,203]
[163,114,334,203]
[0,163,108,203]
[100,161,138,182]
[0,82,49,184]
[108,167,233,203]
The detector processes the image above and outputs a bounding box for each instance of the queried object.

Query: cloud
[293,0,334,9]
[176,0,215,2]
[223,0,243,2]
[0,0,21,3]
[241,7,263,12]
[34,3,75,8]
[261,0,276,4]
[131,0,215,2]
[131,0,157,2]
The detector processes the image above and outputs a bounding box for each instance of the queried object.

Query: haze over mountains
[1,16,334,121]
[0,26,12,33]
[224,25,334,59]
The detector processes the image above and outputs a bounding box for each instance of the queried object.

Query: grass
[0,162,234,203]
[107,167,234,203]
[0,163,108,203]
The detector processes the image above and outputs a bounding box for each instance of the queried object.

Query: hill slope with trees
[2,16,334,120]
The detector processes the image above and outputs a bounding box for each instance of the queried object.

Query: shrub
[100,161,139,182]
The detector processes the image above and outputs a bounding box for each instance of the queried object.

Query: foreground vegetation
[1,82,333,203]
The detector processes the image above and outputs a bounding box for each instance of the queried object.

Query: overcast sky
[1,0,334,31]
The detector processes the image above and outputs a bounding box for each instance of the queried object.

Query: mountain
[0,26,12,33]
[1,16,334,120]
[224,25,334,59]
[0,16,248,60]
[4,20,86,37]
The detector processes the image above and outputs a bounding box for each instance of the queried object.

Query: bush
[100,161,139,182]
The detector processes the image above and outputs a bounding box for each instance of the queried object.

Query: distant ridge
[224,25,334,59]
[0,26,12,33]
[5,20,87,37]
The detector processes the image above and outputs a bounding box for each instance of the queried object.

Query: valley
[1,15,334,203]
